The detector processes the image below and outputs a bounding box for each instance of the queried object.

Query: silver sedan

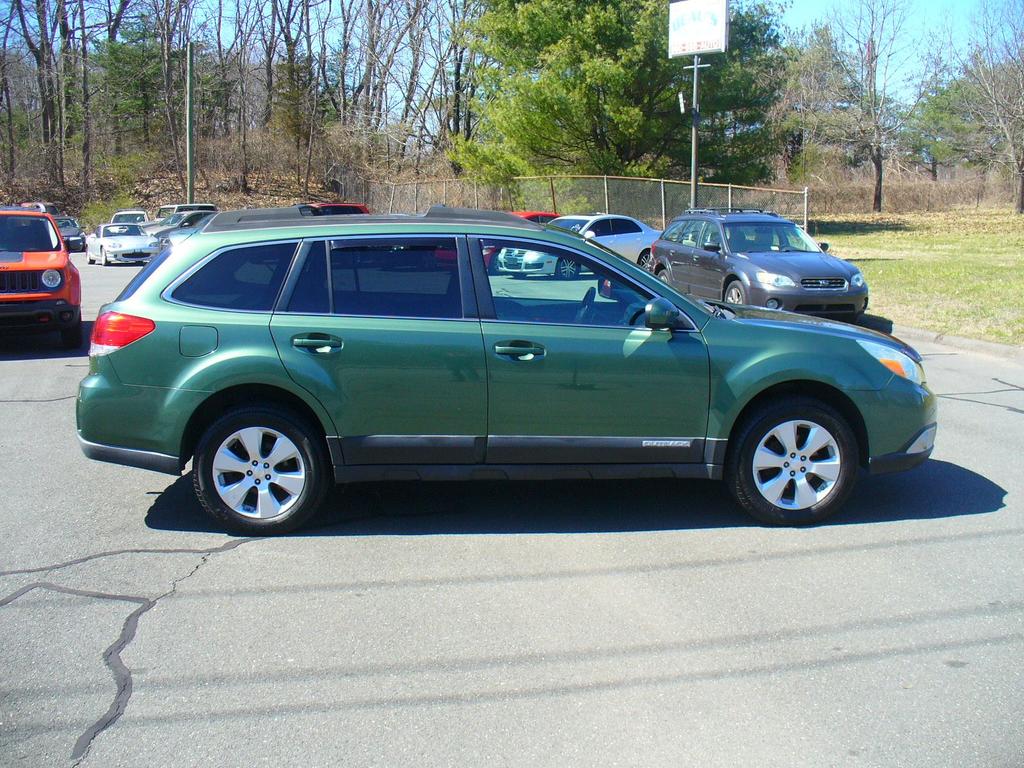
[549,214,661,267]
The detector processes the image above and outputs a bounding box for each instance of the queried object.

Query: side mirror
[704,243,721,253]
[819,242,830,252]
[583,230,596,240]
[645,297,681,330]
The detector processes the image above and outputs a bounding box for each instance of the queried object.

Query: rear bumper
[0,299,80,333]
[868,423,936,475]
[78,435,181,475]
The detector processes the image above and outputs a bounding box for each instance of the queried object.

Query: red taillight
[89,312,156,356]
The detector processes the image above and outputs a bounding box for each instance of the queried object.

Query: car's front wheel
[726,397,858,525]
[723,280,746,305]
[193,406,331,534]
[99,248,107,266]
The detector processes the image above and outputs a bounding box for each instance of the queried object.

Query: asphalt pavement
[1,253,1022,767]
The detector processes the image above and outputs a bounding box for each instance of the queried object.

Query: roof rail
[681,207,780,217]
[203,205,542,233]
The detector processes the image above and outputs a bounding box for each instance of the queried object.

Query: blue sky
[780,0,980,46]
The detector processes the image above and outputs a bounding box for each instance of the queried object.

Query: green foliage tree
[94,21,163,147]
[904,79,987,179]
[455,0,788,182]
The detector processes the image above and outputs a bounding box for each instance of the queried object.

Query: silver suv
[648,210,868,321]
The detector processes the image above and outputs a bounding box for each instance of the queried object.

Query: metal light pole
[684,55,709,209]
[185,41,195,204]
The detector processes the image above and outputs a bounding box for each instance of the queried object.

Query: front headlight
[856,339,924,385]
[756,271,796,288]
[851,272,866,288]
[148,240,160,248]
[41,269,62,289]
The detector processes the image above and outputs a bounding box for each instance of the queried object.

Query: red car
[0,208,82,348]
[297,202,370,216]
[511,210,559,224]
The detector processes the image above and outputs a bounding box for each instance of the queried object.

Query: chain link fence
[327,170,810,229]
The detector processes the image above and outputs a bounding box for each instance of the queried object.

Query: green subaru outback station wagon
[77,207,936,533]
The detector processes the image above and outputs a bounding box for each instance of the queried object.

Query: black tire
[656,267,671,284]
[723,280,746,305]
[637,249,651,269]
[60,320,83,350]
[725,397,858,526]
[192,405,331,534]
[555,257,579,280]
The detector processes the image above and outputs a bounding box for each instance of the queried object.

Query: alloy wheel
[212,427,306,519]
[751,419,841,510]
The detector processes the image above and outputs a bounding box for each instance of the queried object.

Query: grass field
[807,210,1024,346]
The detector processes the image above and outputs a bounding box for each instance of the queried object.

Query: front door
[472,237,710,465]
[271,236,488,465]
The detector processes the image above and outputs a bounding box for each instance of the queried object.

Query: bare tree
[960,0,1024,213]
[788,0,928,211]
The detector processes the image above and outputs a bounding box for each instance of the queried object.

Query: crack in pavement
[0,537,257,577]
[0,394,78,403]
[0,538,259,765]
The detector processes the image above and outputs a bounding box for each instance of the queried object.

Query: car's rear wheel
[723,280,746,305]
[637,249,651,269]
[726,397,858,525]
[193,406,330,534]
[656,267,671,284]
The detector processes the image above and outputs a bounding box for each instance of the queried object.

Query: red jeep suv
[0,208,82,348]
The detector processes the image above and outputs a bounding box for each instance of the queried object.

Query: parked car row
[505,208,869,323]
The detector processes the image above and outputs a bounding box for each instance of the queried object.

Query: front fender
[702,318,889,440]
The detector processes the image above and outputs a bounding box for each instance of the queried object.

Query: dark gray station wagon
[649,210,869,320]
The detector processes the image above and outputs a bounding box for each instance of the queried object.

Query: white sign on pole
[668,0,729,58]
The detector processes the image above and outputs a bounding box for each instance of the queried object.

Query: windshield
[56,217,78,229]
[112,212,146,223]
[162,213,187,226]
[0,215,61,251]
[724,222,820,254]
[103,224,143,237]
[549,216,591,233]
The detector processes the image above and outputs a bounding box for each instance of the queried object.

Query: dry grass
[807,210,1024,346]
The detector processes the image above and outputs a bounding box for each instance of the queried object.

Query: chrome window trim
[160,238,301,315]
[473,234,700,333]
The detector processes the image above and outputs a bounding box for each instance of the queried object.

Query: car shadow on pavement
[854,314,894,335]
[145,459,1005,537]
[0,320,92,361]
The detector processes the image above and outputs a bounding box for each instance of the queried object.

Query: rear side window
[588,219,613,236]
[171,242,297,311]
[287,239,460,318]
[610,218,642,235]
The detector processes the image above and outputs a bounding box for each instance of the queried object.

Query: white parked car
[110,209,149,224]
[86,223,161,266]
[549,214,661,267]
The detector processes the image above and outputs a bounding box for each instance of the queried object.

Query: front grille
[0,271,42,293]
[801,277,847,290]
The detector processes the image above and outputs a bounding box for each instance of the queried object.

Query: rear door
[691,221,727,299]
[271,235,488,465]
[664,219,705,295]
[471,236,710,465]
[606,217,646,261]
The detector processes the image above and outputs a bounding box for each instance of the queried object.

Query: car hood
[740,250,855,278]
[0,250,68,268]
[723,304,919,360]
